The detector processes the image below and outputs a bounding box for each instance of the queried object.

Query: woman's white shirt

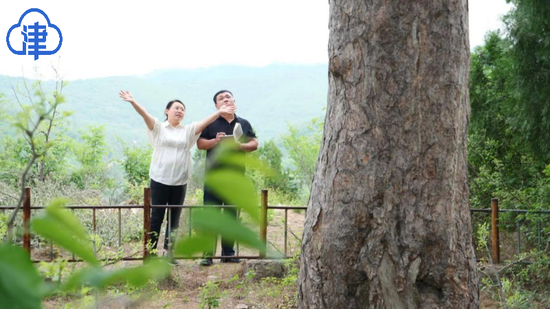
[147,119,200,186]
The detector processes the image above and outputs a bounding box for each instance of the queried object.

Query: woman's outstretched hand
[118,90,155,130]
[119,90,135,103]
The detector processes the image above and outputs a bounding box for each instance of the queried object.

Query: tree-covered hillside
[0,64,328,149]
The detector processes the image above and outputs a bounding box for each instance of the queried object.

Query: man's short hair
[213,90,233,104]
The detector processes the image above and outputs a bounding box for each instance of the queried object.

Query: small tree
[70,125,111,189]
[119,140,152,186]
[281,120,322,202]
[4,82,65,242]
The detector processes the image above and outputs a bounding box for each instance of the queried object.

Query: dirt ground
[34,209,545,308]
[43,261,291,309]
[41,210,304,309]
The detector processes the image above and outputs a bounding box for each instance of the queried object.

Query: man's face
[215,92,236,111]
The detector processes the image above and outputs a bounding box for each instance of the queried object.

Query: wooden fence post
[23,188,31,256]
[143,187,151,260]
[491,198,500,264]
[260,190,268,258]
[92,208,97,234]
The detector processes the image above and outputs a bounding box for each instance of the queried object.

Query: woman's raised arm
[119,90,156,130]
[194,105,235,134]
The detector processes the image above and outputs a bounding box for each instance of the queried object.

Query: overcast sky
[0,0,512,80]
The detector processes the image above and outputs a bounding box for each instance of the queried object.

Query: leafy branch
[6,86,63,242]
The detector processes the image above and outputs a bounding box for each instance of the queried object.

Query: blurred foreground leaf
[32,199,99,266]
[173,234,215,257]
[62,258,171,291]
[173,208,263,257]
[0,245,50,309]
[205,170,260,223]
[194,208,263,249]
[213,144,274,176]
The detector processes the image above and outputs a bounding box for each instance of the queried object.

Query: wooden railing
[1,188,306,262]
[3,190,549,264]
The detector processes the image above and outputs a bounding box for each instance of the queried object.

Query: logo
[6,8,63,60]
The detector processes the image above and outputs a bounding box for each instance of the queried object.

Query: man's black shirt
[199,114,256,171]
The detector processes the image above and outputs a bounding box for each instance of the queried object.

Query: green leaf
[60,267,102,292]
[205,170,260,223]
[62,258,171,291]
[215,150,273,175]
[32,199,99,266]
[173,234,216,257]
[192,209,263,250]
[0,245,49,308]
[100,258,171,288]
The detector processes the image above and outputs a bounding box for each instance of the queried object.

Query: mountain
[0,64,328,153]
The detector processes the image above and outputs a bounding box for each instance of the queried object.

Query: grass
[42,259,299,308]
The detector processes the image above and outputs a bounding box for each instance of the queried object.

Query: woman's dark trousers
[149,179,186,252]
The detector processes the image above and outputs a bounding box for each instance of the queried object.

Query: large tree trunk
[298,0,478,308]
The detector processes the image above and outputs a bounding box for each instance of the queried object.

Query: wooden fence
[2,188,306,262]
[2,189,549,264]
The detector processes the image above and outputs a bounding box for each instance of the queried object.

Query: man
[197,89,258,266]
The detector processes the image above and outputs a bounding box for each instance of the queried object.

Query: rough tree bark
[298,0,478,308]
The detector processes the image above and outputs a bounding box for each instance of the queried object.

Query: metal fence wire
[2,189,549,264]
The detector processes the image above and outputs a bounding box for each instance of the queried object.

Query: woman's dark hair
[165,100,185,120]
[213,90,233,104]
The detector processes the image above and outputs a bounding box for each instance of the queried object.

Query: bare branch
[101,250,142,267]
[21,71,35,106]
[287,227,301,242]
[10,81,36,128]
[268,240,284,256]
[483,240,509,309]
[497,255,533,274]
[0,190,19,200]
[6,79,63,242]
[6,151,38,241]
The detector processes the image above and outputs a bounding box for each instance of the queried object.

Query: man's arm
[197,132,227,150]
[197,138,217,150]
[239,138,258,152]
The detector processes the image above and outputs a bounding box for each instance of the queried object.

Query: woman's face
[165,102,185,124]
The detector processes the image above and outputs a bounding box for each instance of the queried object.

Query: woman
[119,90,235,263]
